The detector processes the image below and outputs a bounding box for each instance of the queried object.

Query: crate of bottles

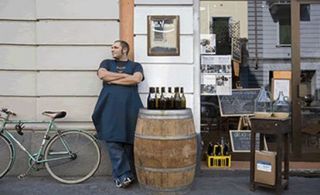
[207,142,231,168]
[207,155,231,168]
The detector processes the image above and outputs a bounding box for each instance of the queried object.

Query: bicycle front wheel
[0,134,14,178]
[44,130,101,184]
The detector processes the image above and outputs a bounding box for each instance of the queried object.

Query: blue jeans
[105,142,135,181]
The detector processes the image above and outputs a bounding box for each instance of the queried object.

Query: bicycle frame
[0,117,63,164]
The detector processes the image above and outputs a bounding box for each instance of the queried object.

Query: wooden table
[249,117,291,194]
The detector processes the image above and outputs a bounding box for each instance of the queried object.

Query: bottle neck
[276,91,287,101]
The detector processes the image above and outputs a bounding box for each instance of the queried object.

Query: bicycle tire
[44,130,101,184]
[0,134,14,178]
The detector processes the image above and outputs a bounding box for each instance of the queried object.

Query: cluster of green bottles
[147,87,186,110]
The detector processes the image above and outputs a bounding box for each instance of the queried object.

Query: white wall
[0,0,200,176]
[0,0,119,128]
[134,0,200,133]
[0,0,201,133]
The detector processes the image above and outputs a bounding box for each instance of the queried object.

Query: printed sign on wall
[201,55,232,95]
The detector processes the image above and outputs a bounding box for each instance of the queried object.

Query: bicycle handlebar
[1,108,17,116]
[1,108,24,136]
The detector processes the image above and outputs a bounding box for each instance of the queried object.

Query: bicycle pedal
[17,174,26,179]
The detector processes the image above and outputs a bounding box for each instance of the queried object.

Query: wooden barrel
[134,108,197,194]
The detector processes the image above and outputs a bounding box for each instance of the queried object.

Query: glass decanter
[254,87,272,117]
[272,91,290,117]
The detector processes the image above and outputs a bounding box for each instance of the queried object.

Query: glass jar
[254,87,272,117]
[272,91,290,118]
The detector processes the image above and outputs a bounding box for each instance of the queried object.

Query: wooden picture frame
[147,15,180,56]
[271,78,291,100]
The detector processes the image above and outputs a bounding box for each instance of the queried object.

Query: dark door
[212,17,231,55]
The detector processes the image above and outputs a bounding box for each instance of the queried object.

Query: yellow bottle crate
[207,155,231,168]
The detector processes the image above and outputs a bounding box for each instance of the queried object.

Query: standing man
[92,40,144,188]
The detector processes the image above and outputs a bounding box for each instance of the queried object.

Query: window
[279,18,291,45]
[300,4,311,22]
[278,4,310,46]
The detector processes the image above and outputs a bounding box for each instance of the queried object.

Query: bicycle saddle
[42,111,67,119]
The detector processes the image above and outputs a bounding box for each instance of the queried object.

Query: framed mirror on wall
[147,15,180,56]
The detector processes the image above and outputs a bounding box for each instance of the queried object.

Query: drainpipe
[120,0,134,60]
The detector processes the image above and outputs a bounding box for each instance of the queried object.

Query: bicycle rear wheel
[44,130,101,184]
[0,134,14,178]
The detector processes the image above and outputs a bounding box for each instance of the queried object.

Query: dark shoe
[122,177,134,188]
[115,179,123,188]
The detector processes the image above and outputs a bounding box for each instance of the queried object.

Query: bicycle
[0,108,101,184]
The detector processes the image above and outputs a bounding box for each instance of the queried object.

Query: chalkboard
[229,130,264,152]
[218,88,260,116]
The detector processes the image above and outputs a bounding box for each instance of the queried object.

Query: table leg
[250,130,256,191]
[284,133,289,190]
[259,133,264,150]
[276,134,283,194]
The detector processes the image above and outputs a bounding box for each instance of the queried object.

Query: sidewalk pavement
[0,172,319,195]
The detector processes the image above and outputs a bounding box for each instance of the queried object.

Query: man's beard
[113,50,126,60]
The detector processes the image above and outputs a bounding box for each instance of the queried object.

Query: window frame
[276,4,310,47]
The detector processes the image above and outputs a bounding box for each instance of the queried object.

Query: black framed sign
[147,15,180,56]
[218,88,260,117]
[229,130,267,152]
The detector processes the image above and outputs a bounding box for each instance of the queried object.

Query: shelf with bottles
[147,86,186,110]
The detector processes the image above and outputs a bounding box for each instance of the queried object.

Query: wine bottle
[155,87,160,109]
[159,87,167,110]
[223,143,229,156]
[180,87,186,109]
[167,87,175,109]
[147,87,156,109]
[174,87,181,109]
[207,142,214,156]
[220,137,226,156]
[214,143,221,156]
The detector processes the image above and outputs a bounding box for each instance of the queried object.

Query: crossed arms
[97,68,143,85]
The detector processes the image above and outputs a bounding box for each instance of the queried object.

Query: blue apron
[92,60,144,144]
